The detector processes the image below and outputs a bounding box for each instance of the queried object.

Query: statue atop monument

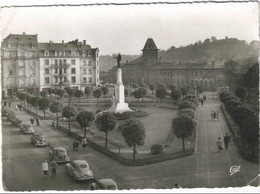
[113,53,122,68]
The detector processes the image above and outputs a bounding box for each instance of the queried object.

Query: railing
[51,63,70,68]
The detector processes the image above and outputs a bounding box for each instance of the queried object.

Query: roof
[2,33,38,51]
[73,160,88,165]
[54,147,66,151]
[148,62,224,70]
[142,38,158,51]
[38,43,79,51]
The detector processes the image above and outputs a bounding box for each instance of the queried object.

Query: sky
[0,0,259,55]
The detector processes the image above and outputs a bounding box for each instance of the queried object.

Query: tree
[235,87,248,101]
[65,87,75,97]
[17,91,27,105]
[124,88,129,96]
[211,36,217,42]
[203,38,211,44]
[196,85,204,94]
[26,94,33,110]
[37,97,51,117]
[121,118,145,161]
[179,86,188,98]
[76,110,95,137]
[93,89,102,103]
[55,88,65,98]
[95,112,117,148]
[241,116,259,156]
[40,90,49,97]
[155,87,167,103]
[62,105,78,119]
[49,101,62,125]
[170,89,182,103]
[172,115,196,152]
[178,101,196,111]
[132,83,139,91]
[84,87,92,99]
[178,108,196,119]
[232,106,255,125]
[138,87,147,101]
[74,90,84,102]
[148,83,156,95]
[101,86,109,97]
[224,60,240,91]
[239,63,259,102]
[157,82,166,89]
[169,84,176,91]
[31,96,40,114]
[133,89,142,102]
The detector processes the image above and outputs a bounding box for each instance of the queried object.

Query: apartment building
[1,33,40,97]
[1,33,100,97]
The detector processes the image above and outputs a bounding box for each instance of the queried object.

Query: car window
[80,164,88,168]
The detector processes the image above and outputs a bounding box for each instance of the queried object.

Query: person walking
[8,102,11,107]
[50,159,58,177]
[36,116,40,127]
[224,133,230,149]
[82,137,87,151]
[4,102,7,107]
[15,105,18,111]
[216,111,219,120]
[175,183,182,188]
[201,99,204,106]
[216,137,223,153]
[30,117,35,125]
[41,160,49,178]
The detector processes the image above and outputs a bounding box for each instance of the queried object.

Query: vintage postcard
[0,0,259,192]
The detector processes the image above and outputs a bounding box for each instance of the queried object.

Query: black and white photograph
[0,0,259,192]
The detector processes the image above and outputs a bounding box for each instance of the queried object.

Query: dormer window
[88,51,92,57]
[149,44,153,48]
[44,51,49,56]
[55,52,58,56]
[59,51,63,56]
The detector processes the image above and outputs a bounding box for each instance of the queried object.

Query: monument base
[109,102,132,113]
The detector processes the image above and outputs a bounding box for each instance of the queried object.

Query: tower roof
[142,38,159,51]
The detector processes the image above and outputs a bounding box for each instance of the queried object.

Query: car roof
[54,147,66,151]
[98,179,117,185]
[73,160,88,165]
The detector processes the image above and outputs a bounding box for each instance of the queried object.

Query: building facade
[1,33,40,97]
[118,38,225,90]
[1,33,100,97]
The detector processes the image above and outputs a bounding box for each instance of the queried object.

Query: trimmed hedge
[151,144,163,155]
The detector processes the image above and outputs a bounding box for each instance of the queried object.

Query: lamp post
[65,78,71,137]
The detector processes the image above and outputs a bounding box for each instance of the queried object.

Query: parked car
[20,124,34,134]
[91,179,118,190]
[65,160,93,181]
[1,108,8,117]
[7,111,16,121]
[31,133,48,147]
[11,118,23,127]
[49,147,70,163]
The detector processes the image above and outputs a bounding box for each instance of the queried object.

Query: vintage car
[20,124,35,134]
[91,179,118,190]
[65,160,93,181]
[11,118,23,127]
[31,133,48,147]
[1,108,8,117]
[7,111,16,121]
[49,147,70,163]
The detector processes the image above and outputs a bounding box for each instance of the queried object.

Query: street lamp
[65,78,71,137]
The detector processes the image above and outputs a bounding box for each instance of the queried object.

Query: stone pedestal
[109,68,132,113]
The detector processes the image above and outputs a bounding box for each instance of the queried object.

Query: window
[55,68,58,74]
[31,79,36,85]
[8,44,11,48]
[200,71,203,76]
[64,68,67,73]
[45,68,49,75]
[88,51,92,57]
[71,59,76,65]
[83,69,87,74]
[88,61,92,66]
[83,61,86,66]
[45,59,49,65]
[55,52,58,56]
[19,68,25,77]
[19,79,25,86]
[88,77,92,83]
[55,77,58,83]
[9,70,13,76]
[71,76,76,83]
[59,51,63,56]
[96,61,99,66]
[83,77,87,83]
[55,59,58,65]
[71,51,75,56]
[88,69,92,75]
[97,69,99,75]
[71,68,76,74]
[96,52,99,58]
[177,71,179,76]
[45,77,50,84]
[44,51,49,56]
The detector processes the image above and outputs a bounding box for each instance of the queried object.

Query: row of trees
[219,91,258,156]
[172,92,199,152]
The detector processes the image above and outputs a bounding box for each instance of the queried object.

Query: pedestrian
[50,159,58,176]
[82,137,87,151]
[213,111,217,120]
[216,111,219,120]
[30,117,34,125]
[216,137,223,153]
[4,102,7,107]
[210,111,214,120]
[41,160,49,178]
[175,183,182,188]
[224,133,230,149]
[36,116,40,127]
[15,105,18,111]
[73,140,79,151]
[8,102,11,107]
[201,99,204,106]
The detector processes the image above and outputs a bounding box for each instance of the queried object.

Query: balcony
[51,63,70,68]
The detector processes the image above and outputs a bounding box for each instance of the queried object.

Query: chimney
[83,40,86,45]
[49,40,52,47]
[23,32,26,35]
[62,40,64,44]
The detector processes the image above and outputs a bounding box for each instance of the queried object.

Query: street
[2,93,259,191]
